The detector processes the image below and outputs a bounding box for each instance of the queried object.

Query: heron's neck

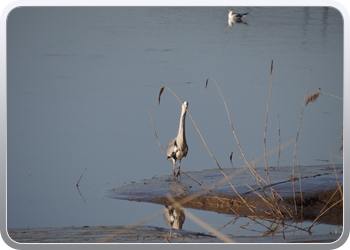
[177,107,187,143]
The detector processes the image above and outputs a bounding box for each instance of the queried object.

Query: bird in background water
[228,8,249,19]
[166,101,189,181]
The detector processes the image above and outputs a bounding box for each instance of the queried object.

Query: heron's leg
[172,159,176,181]
[176,160,181,178]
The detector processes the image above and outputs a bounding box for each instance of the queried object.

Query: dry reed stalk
[246,162,274,202]
[297,160,303,221]
[235,219,254,234]
[329,143,343,198]
[217,216,239,231]
[263,60,275,199]
[158,86,257,215]
[305,145,344,231]
[262,220,284,237]
[339,127,343,152]
[178,139,295,220]
[202,76,294,216]
[205,78,252,170]
[234,140,295,220]
[245,184,279,217]
[96,209,165,243]
[308,183,343,230]
[167,195,236,243]
[320,91,343,100]
[245,216,286,232]
[248,159,287,208]
[246,179,289,220]
[332,154,343,160]
[277,114,281,168]
[292,69,312,213]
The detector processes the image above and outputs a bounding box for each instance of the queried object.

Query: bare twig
[76,167,87,187]
[76,186,86,203]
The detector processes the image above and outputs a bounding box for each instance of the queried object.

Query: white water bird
[166,101,188,180]
[228,17,247,27]
[163,205,185,229]
[228,8,249,19]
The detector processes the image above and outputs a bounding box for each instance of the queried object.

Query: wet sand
[108,164,343,224]
[7,164,343,244]
[8,225,341,243]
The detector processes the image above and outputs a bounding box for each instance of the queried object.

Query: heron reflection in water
[163,205,185,229]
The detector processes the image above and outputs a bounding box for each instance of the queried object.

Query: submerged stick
[76,167,87,187]
[76,186,86,203]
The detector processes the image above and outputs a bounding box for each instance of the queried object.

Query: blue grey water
[7,7,343,237]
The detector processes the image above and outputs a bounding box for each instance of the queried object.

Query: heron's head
[182,101,188,110]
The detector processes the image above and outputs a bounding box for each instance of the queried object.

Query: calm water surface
[7,7,343,237]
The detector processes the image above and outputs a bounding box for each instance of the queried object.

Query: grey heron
[228,8,249,19]
[163,205,185,229]
[166,101,188,180]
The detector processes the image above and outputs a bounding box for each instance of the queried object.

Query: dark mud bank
[108,164,343,225]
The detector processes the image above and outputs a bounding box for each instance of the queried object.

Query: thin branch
[76,167,87,187]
